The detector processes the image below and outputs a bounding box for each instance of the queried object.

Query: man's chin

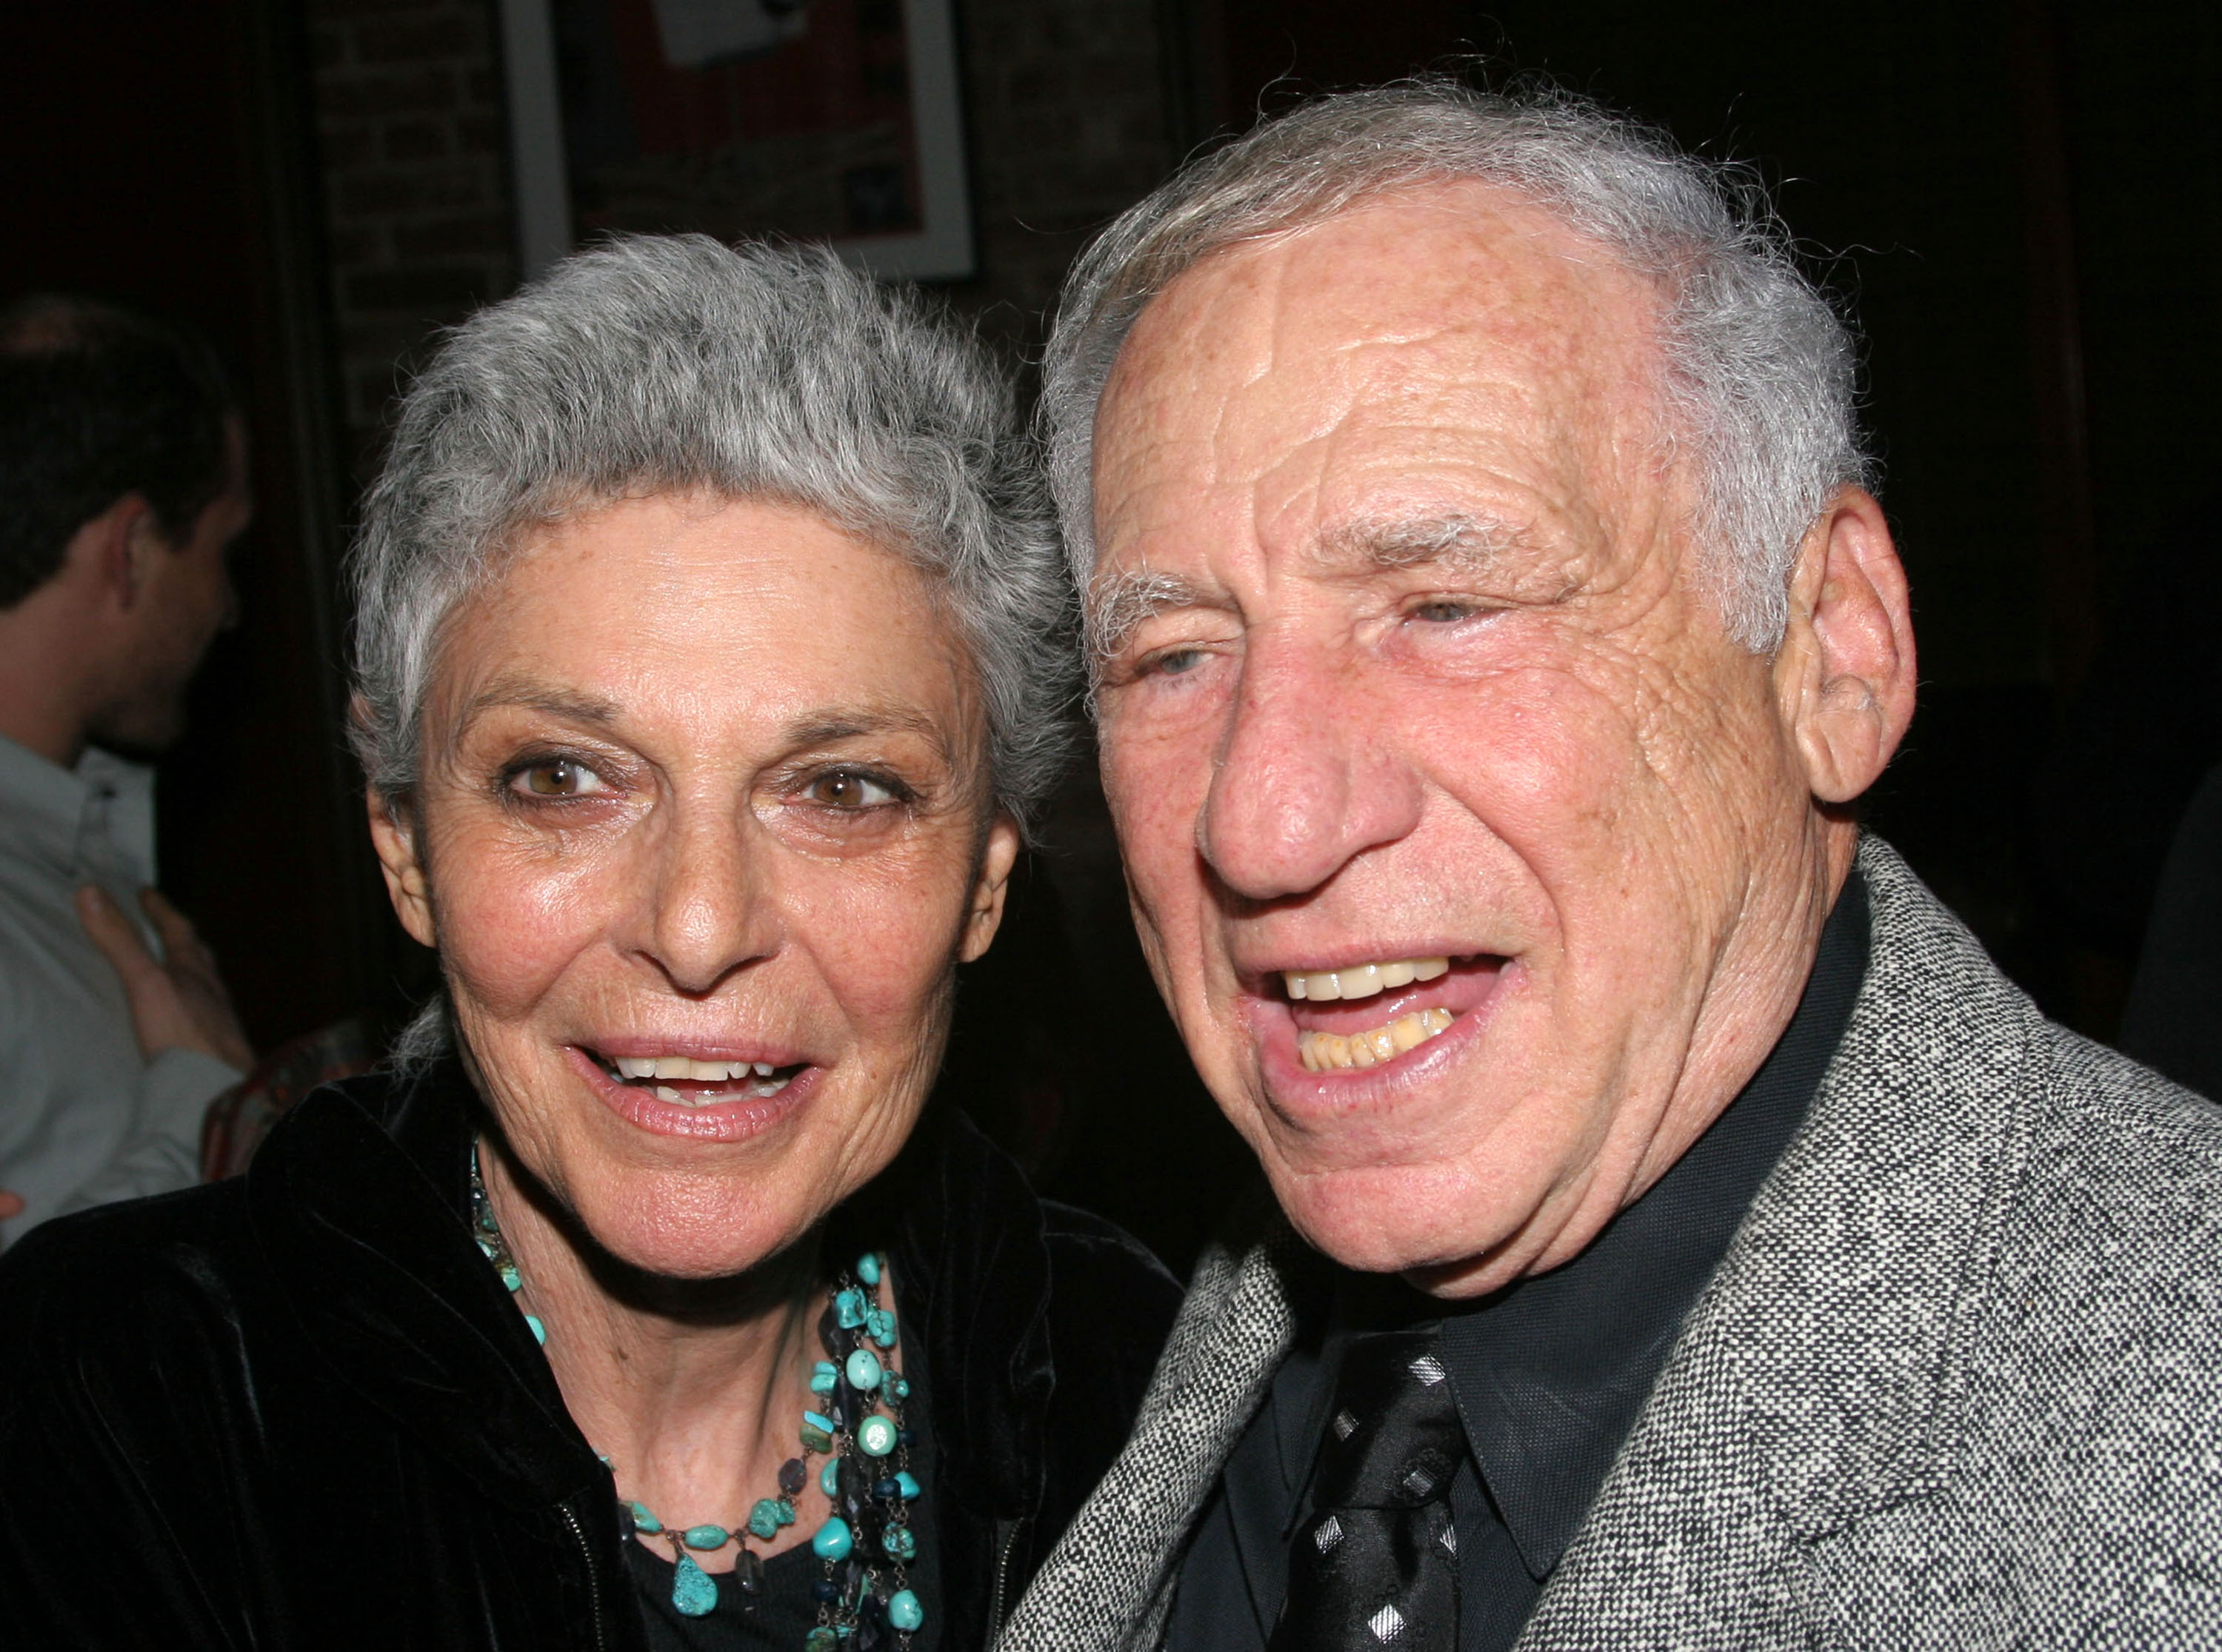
[1265,1156,1530,1295]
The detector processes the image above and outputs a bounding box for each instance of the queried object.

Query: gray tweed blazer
[1000,837,2222,1649]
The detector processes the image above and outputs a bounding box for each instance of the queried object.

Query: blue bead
[630,1501,664,1534]
[888,1589,924,1631]
[821,1458,841,1497]
[671,1550,718,1616]
[498,1263,521,1293]
[874,1476,901,1500]
[812,1579,841,1605]
[895,1472,921,1500]
[865,1307,895,1347]
[884,1525,917,1561]
[775,1497,795,1527]
[890,1374,910,1400]
[524,1314,547,1345]
[804,1410,836,1434]
[683,1523,727,1551]
[810,1361,838,1395]
[835,1288,866,1329]
[855,1252,881,1285]
[747,1498,784,1539]
[845,1348,883,1391]
[812,1516,854,1560]
[856,1415,898,1457]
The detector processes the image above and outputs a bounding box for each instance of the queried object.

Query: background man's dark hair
[0,296,236,609]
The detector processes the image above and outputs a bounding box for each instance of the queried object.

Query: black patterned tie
[1270,1331,1463,1651]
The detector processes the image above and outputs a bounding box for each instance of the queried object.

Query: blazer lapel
[1519,837,2038,1644]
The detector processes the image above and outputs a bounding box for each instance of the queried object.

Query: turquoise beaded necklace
[469,1144,924,1648]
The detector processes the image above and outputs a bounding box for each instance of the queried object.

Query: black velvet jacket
[0,1060,1181,1649]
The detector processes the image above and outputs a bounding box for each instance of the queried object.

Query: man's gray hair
[349,233,1071,829]
[1042,81,1871,652]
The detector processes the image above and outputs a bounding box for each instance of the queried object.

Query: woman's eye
[807,770,898,810]
[512,758,605,798]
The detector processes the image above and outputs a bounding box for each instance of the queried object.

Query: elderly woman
[0,238,1178,1650]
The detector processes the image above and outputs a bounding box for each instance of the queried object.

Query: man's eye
[1410,599,1480,623]
[807,770,899,810]
[511,758,606,798]
[1144,647,1207,677]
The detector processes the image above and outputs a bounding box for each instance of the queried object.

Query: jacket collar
[245,1059,1061,1522]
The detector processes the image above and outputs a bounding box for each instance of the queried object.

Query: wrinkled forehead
[1091,181,1673,569]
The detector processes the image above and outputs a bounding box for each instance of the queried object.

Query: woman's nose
[1197,641,1423,903]
[638,803,780,995]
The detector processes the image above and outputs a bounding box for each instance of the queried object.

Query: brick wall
[307,0,518,478]
[302,0,1182,474]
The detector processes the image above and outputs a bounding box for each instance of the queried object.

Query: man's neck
[0,586,96,769]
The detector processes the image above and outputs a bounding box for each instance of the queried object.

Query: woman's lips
[564,1045,819,1142]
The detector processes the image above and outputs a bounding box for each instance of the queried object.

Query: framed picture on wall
[497,0,975,283]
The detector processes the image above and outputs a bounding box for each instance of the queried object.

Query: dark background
[4,0,2217,1273]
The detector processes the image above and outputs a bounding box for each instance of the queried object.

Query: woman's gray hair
[1042,80,1871,653]
[349,233,1072,829]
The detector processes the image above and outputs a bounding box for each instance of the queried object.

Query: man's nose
[1198,641,1423,903]
[638,800,781,995]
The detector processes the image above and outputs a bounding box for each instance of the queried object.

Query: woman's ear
[958,812,1024,963]
[366,783,436,949]
[1772,486,1918,804]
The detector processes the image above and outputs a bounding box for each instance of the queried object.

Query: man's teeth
[1299,1008,1456,1073]
[613,1056,779,1082]
[1283,956,1449,1003]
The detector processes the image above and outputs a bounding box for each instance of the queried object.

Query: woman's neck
[479,1138,827,1563]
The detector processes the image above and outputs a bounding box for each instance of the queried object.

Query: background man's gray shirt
[1002,837,2222,1649]
[0,735,240,1240]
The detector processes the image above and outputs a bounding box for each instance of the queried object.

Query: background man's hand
[77,885,256,1072]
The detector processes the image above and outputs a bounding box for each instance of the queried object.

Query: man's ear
[70,493,158,609]
[1773,486,1918,803]
[365,782,437,949]
[958,812,1023,964]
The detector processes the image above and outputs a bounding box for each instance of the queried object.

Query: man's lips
[1246,957,1511,1088]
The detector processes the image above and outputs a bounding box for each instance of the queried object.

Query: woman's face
[370,493,1018,1278]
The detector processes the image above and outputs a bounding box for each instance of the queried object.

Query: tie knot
[1312,1331,1463,1509]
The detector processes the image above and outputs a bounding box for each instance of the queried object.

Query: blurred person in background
[0,296,256,1240]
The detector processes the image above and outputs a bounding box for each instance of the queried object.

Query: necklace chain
[470,1143,923,1648]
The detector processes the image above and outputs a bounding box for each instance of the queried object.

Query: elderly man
[1000,84,2222,1651]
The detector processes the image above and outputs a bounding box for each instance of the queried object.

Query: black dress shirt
[1167,874,1871,1651]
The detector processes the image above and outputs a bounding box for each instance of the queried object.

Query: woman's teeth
[1299,1007,1456,1072]
[1283,956,1449,1003]
[609,1054,793,1103]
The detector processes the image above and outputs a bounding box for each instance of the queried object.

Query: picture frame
[496,0,975,283]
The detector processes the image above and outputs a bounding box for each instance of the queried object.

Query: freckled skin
[1091,183,1915,1297]
[370,494,1018,1283]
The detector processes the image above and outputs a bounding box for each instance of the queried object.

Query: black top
[624,1537,821,1651]
[1167,872,1872,1651]
[2123,758,2222,1100]
[0,1057,1182,1651]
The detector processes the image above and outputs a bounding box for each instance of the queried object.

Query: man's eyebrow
[1085,569,1221,660]
[1315,510,1529,577]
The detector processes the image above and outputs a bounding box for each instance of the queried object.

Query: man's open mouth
[1278,954,1504,1073]
[593,1053,807,1106]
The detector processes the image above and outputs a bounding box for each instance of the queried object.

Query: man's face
[92,416,250,754]
[1090,184,1844,1294]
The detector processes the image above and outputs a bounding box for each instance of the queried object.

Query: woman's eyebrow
[784,706,953,752]
[461,683,624,726]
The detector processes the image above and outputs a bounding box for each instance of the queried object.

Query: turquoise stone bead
[856,1414,898,1457]
[890,1374,910,1400]
[524,1314,547,1345]
[747,1498,784,1539]
[670,1549,718,1616]
[810,1360,838,1395]
[799,1419,833,1452]
[629,1501,664,1534]
[834,1288,866,1328]
[820,1458,840,1497]
[811,1516,853,1560]
[682,1523,727,1551]
[888,1589,924,1631]
[855,1252,881,1285]
[804,1410,835,1436]
[498,1263,521,1293]
[884,1525,917,1561]
[845,1348,883,1391]
[805,1631,838,1652]
[867,1308,896,1348]
[895,1471,921,1500]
